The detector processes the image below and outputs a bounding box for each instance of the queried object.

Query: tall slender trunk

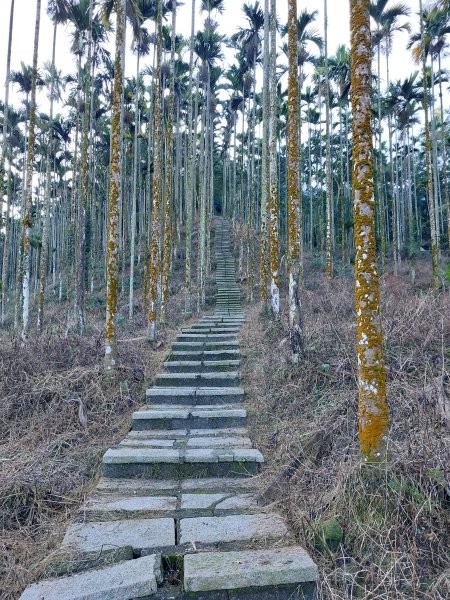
[160,2,177,325]
[184,0,196,315]
[419,0,439,288]
[0,0,15,325]
[350,0,388,458]
[37,21,58,333]
[147,0,163,341]
[324,0,333,279]
[437,53,450,249]
[260,0,270,303]
[129,50,140,320]
[104,0,125,370]
[287,0,302,358]
[268,0,280,315]
[21,0,41,340]
[386,46,399,276]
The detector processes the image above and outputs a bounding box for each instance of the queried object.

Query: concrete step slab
[163,360,240,373]
[171,341,239,351]
[19,555,162,600]
[132,405,246,430]
[96,476,259,496]
[102,447,263,479]
[184,547,318,598]
[167,350,241,362]
[79,492,261,521]
[125,428,249,441]
[154,372,240,388]
[179,513,291,550]
[184,327,239,334]
[62,518,175,558]
[176,333,237,343]
[146,387,244,405]
[119,435,252,450]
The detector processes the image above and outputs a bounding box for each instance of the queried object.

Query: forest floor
[1,241,449,599]
[240,257,450,600]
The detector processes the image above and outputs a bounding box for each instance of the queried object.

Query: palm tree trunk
[160,1,177,325]
[350,0,388,458]
[268,0,280,315]
[287,0,302,358]
[21,0,41,340]
[437,53,450,249]
[147,0,163,341]
[0,0,15,325]
[129,49,140,320]
[324,0,333,279]
[104,0,125,370]
[184,0,196,316]
[37,20,58,334]
[260,0,270,303]
[419,0,439,288]
[386,46,399,276]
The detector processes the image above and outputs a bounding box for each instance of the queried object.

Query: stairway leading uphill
[20,217,318,600]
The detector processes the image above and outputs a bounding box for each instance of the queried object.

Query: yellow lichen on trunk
[104,0,124,370]
[350,0,389,458]
[147,0,163,341]
[268,0,280,315]
[287,0,302,356]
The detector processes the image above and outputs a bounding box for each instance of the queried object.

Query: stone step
[199,320,244,327]
[19,555,163,600]
[163,360,240,373]
[102,446,263,478]
[146,386,244,405]
[190,322,241,330]
[96,476,259,496]
[200,316,244,321]
[184,547,318,599]
[154,372,240,388]
[132,404,247,430]
[61,518,175,561]
[79,491,261,521]
[120,433,252,448]
[183,326,240,334]
[171,340,239,351]
[176,333,237,343]
[123,427,250,442]
[167,350,241,361]
[178,513,291,551]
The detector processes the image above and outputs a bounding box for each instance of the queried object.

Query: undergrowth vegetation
[241,259,450,600]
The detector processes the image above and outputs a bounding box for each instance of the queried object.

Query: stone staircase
[20,217,318,599]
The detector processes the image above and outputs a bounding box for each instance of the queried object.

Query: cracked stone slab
[181,493,260,514]
[19,555,162,600]
[184,547,318,593]
[103,447,181,464]
[119,438,176,448]
[62,518,175,555]
[126,429,188,439]
[181,478,259,493]
[80,495,177,517]
[96,478,179,495]
[179,513,290,547]
[186,437,252,448]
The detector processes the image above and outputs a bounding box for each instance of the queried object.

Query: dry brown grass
[241,258,450,600]
[0,253,197,598]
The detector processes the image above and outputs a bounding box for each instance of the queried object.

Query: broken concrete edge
[20,554,162,599]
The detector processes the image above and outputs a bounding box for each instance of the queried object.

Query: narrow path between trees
[20,217,318,600]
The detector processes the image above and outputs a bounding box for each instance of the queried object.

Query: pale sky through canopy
[0,1,422,114]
